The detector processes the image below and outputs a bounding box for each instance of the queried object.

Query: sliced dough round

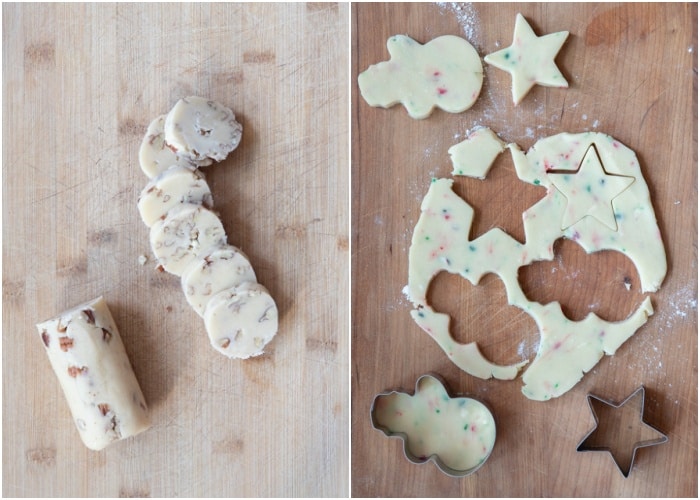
[149,203,226,276]
[181,245,257,317]
[139,114,213,178]
[204,282,278,359]
[138,165,214,227]
[164,96,243,163]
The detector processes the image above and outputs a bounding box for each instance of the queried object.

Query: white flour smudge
[517,337,540,360]
[435,2,481,44]
[656,286,698,332]
[629,286,697,375]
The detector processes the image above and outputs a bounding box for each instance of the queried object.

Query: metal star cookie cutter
[370,374,497,477]
[576,385,668,478]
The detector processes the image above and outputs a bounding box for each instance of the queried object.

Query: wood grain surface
[352,3,697,497]
[3,3,348,497]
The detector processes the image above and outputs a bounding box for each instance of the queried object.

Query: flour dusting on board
[435,3,481,45]
[627,286,697,376]
[657,286,698,331]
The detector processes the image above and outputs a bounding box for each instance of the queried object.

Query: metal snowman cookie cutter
[370,373,497,477]
[576,385,669,478]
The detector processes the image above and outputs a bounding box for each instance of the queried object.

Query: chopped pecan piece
[58,336,74,351]
[101,327,113,343]
[41,330,50,348]
[82,309,96,324]
[67,366,88,377]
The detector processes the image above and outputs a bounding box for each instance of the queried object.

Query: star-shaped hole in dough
[577,386,668,478]
[484,13,569,105]
[547,143,635,231]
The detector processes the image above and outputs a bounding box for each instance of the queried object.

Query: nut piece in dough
[164,96,243,162]
[181,244,257,317]
[138,164,214,227]
[358,35,483,119]
[149,203,227,276]
[139,114,213,178]
[204,282,278,359]
[36,296,151,451]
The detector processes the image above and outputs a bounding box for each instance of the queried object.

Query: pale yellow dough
[138,114,212,178]
[449,127,505,178]
[36,297,151,450]
[484,13,569,105]
[372,375,496,476]
[137,165,214,227]
[406,132,667,400]
[204,282,279,359]
[358,35,483,119]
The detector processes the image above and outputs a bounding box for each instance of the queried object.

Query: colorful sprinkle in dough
[358,35,483,119]
[371,374,496,476]
[484,13,569,105]
[405,132,667,400]
[449,127,506,178]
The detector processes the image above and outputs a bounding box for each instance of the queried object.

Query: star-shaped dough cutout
[548,144,635,231]
[484,13,569,105]
[577,386,668,478]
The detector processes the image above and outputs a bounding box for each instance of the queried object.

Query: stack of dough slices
[137,96,279,359]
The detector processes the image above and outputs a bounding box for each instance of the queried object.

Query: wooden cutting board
[352,3,697,497]
[3,3,348,497]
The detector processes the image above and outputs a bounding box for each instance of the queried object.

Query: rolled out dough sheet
[406,132,667,400]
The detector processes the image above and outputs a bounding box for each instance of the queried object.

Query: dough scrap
[484,13,569,105]
[449,127,505,178]
[371,374,496,475]
[406,133,667,400]
[358,35,483,119]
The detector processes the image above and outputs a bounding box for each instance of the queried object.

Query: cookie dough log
[204,282,279,359]
[139,114,213,178]
[164,96,243,163]
[137,164,214,227]
[150,203,227,276]
[36,297,150,451]
[181,244,257,317]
